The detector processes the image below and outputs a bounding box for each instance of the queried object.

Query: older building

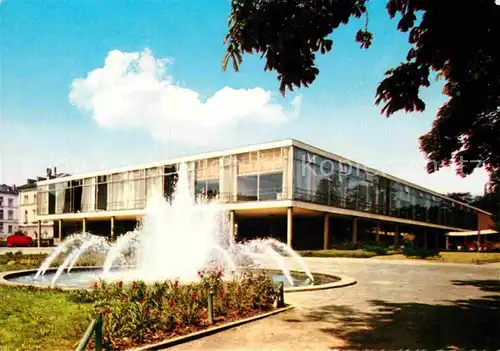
[18,168,69,244]
[0,184,19,239]
[35,139,493,250]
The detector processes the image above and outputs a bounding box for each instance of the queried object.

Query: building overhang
[446,229,498,237]
[37,200,473,232]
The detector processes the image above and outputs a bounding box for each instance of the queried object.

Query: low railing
[75,314,103,351]
[77,282,285,350]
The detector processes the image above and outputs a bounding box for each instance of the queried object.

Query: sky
[0,0,490,195]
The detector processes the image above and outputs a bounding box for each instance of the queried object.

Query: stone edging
[284,273,357,292]
[126,305,294,351]
[0,267,357,293]
[0,267,101,291]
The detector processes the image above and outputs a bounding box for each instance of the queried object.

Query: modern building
[18,168,70,244]
[0,184,19,239]
[35,139,494,250]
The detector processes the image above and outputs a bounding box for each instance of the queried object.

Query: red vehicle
[6,232,34,247]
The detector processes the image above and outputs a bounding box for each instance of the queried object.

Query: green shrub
[403,247,440,259]
[299,249,378,258]
[83,269,277,349]
[362,244,388,255]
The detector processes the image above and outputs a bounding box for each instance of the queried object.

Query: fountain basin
[0,267,356,292]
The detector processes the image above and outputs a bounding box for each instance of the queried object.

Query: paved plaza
[170,257,500,351]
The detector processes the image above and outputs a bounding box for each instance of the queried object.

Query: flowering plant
[76,268,278,349]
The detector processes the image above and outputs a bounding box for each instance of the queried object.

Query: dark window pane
[64,182,72,213]
[196,179,220,200]
[206,179,219,199]
[238,175,258,201]
[48,184,56,214]
[259,172,283,200]
[164,165,178,203]
[97,175,107,210]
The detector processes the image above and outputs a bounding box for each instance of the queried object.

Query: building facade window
[0,196,3,207]
[7,225,12,233]
[195,158,219,202]
[292,147,477,230]
[0,210,3,219]
[237,175,258,201]
[7,210,13,220]
[258,172,283,200]
[235,149,284,202]
[164,165,178,203]
[8,198,13,207]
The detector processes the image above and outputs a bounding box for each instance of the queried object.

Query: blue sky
[0,0,489,194]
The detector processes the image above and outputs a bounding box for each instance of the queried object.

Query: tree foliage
[223,0,500,186]
[447,187,500,230]
[446,192,476,205]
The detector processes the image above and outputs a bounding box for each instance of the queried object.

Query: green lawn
[371,251,500,264]
[435,251,500,264]
[298,249,500,263]
[298,249,379,258]
[0,255,92,351]
[0,285,92,351]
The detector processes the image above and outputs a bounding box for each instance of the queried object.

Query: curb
[284,273,357,292]
[126,305,294,351]
[0,267,357,293]
[0,267,102,291]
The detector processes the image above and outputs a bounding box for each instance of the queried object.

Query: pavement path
[168,257,500,351]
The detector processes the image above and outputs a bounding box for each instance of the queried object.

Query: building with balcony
[0,184,19,239]
[35,139,494,250]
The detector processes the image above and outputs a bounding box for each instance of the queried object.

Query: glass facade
[292,147,477,229]
[37,147,289,214]
[38,166,166,215]
[35,144,479,230]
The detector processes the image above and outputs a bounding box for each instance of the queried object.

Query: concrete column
[375,222,381,243]
[58,219,62,240]
[445,235,450,250]
[110,217,115,241]
[37,220,42,247]
[82,218,87,233]
[287,207,293,248]
[394,225,399,245]
[323,213,330,250]
[230,210,236,239]
[352,217,358,242]
[424,228,428,249]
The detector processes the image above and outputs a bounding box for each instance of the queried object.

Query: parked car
[6,232,34,247]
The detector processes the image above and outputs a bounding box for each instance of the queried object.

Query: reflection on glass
[195,179,220,200]
[259,172,283,200]
[237,175,258,201]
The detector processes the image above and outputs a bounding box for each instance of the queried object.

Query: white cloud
[69,49,301,146]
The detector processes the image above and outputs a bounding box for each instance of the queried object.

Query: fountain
[11,163,319,289]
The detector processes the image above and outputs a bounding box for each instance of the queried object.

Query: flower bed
[71,268,278,350]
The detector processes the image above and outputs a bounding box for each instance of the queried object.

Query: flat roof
[446,229,498,236]
[36,138,492,215]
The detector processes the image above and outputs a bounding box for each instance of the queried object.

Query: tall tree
[223,0,500,186]
[446,192,475,204]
